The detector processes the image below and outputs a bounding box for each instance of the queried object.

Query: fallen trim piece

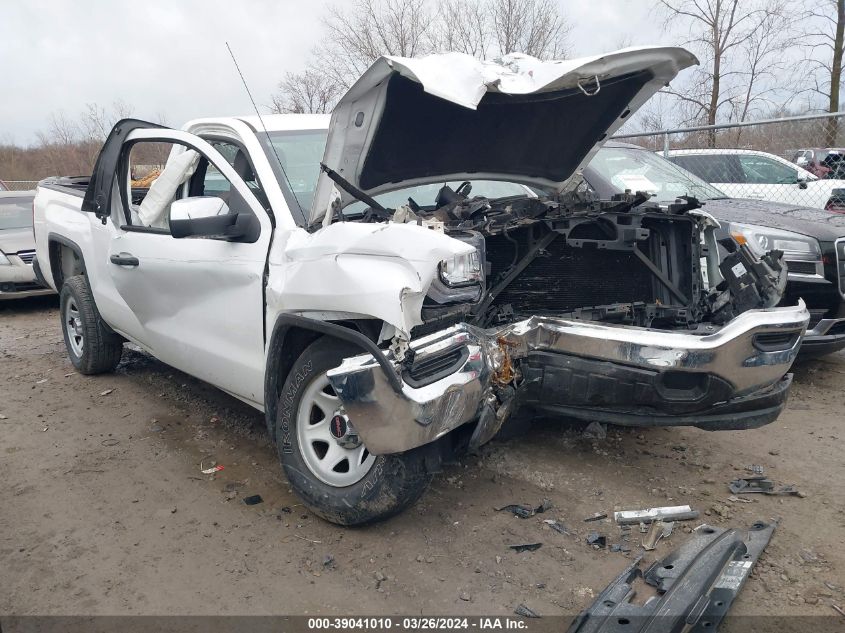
[566,521,775,633]
[614,505,699,525]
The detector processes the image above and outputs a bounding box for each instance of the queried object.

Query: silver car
[0,191,54,299]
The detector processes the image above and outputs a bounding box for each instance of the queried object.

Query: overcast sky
[1,0,659,145]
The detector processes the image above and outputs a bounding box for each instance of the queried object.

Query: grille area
[403,345,469,388]
[837,239,845,297]
[485,229,655,316]
[16,250,35,264]
[785,260,818,275]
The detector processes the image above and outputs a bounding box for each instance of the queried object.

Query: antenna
[225,41,304,221]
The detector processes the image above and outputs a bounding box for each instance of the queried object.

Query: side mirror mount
[796,177,809,189]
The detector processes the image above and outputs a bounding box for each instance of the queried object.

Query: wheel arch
[47,233,86,290]
[263,315,390,442]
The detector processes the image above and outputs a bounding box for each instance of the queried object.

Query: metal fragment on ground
[641,520,666,551]
[544,519,573,535]
[584,513,608,522]
[513,604,540,618]
[586,532,607,548]
[729,476,802,496]
[496,498,552,519]
[614,505,699,525]
[509,542,542,553]
[566,521,776,633]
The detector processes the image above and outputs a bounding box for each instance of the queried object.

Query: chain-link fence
[1,180,39,192]
[611,112,845,210]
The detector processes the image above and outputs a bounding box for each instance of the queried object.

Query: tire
[276,337,432,525]
[60,275,123,375]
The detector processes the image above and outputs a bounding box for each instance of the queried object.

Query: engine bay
[346,184,788,335]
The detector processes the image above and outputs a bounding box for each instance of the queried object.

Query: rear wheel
[276,337,432,525]
[60,275,123,374]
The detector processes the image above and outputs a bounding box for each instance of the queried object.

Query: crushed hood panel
[311,47,697,223]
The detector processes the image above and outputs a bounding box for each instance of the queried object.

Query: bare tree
[489,0,571,58]
[658,0,792,145]
[798,0,845,145]
[313,0,436,90]
[435,0,490,57]
[271,69,342,114]
[284,0,573,109]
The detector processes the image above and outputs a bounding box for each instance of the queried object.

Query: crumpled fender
[268,222,474,338]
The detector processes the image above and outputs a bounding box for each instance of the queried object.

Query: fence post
[662,132,669,158]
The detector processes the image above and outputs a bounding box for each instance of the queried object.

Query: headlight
[729,223,821,260]
[439,249,482,287]
[0,251,10,266]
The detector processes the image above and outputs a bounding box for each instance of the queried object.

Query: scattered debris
[614,505,699,525]
[641,520,673,551]
[584,513,607,523]
[745,464,764,475]
[509,543,542,553]
[514,604,540,618]
[544,519,574,536]
[610,543,631,553]
[0,414,7,420]
[586,532,607,548]
[727,495,755,504]
[567,521,776,633]
[496,499,552,519]
[99,389,113,396]
[100,438,120,447]
[36,378,48,384]
[322,554,335,569]
[582,421,607,439]
[292,534,322,544]
[459,591,471,602]
[729,476,803,496]
[243,494,263,505]
[200,459,224,475]
[832,604,845,618]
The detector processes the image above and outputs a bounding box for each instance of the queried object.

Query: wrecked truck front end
[328,299,808,456]
[301,47,807,455]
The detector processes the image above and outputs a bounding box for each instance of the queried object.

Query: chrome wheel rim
[65,298,84,357]
[296,372,375,487]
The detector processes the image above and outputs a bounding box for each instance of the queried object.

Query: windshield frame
[583,145,728,204]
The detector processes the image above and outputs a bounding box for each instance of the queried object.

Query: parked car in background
[0,191,54,299]
[666,148,845,209]
[32,48,810,525]
[791,148,845,179]
[826,188,845,212]
[583,143,845,357]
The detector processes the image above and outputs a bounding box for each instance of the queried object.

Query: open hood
[310,46,697,224]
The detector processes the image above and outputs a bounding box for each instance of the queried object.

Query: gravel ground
[1,295,844,624]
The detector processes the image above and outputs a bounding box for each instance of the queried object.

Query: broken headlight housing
[730,223,821,260]
[439,249,482,287]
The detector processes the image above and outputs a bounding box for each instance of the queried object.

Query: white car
[32,48,809,525]
[665,148,845,209]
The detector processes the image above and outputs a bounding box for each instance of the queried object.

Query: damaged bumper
[799,316,845,357]
[327,301,809,455]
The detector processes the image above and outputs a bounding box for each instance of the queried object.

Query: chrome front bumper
[327,301,809,455]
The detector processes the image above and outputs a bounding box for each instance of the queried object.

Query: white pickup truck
[33,48,809,525]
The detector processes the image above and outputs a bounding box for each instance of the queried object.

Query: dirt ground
[2,295,844,622]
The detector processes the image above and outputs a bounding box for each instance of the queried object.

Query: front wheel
[276,337,432,525]
[60,275,123,374]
